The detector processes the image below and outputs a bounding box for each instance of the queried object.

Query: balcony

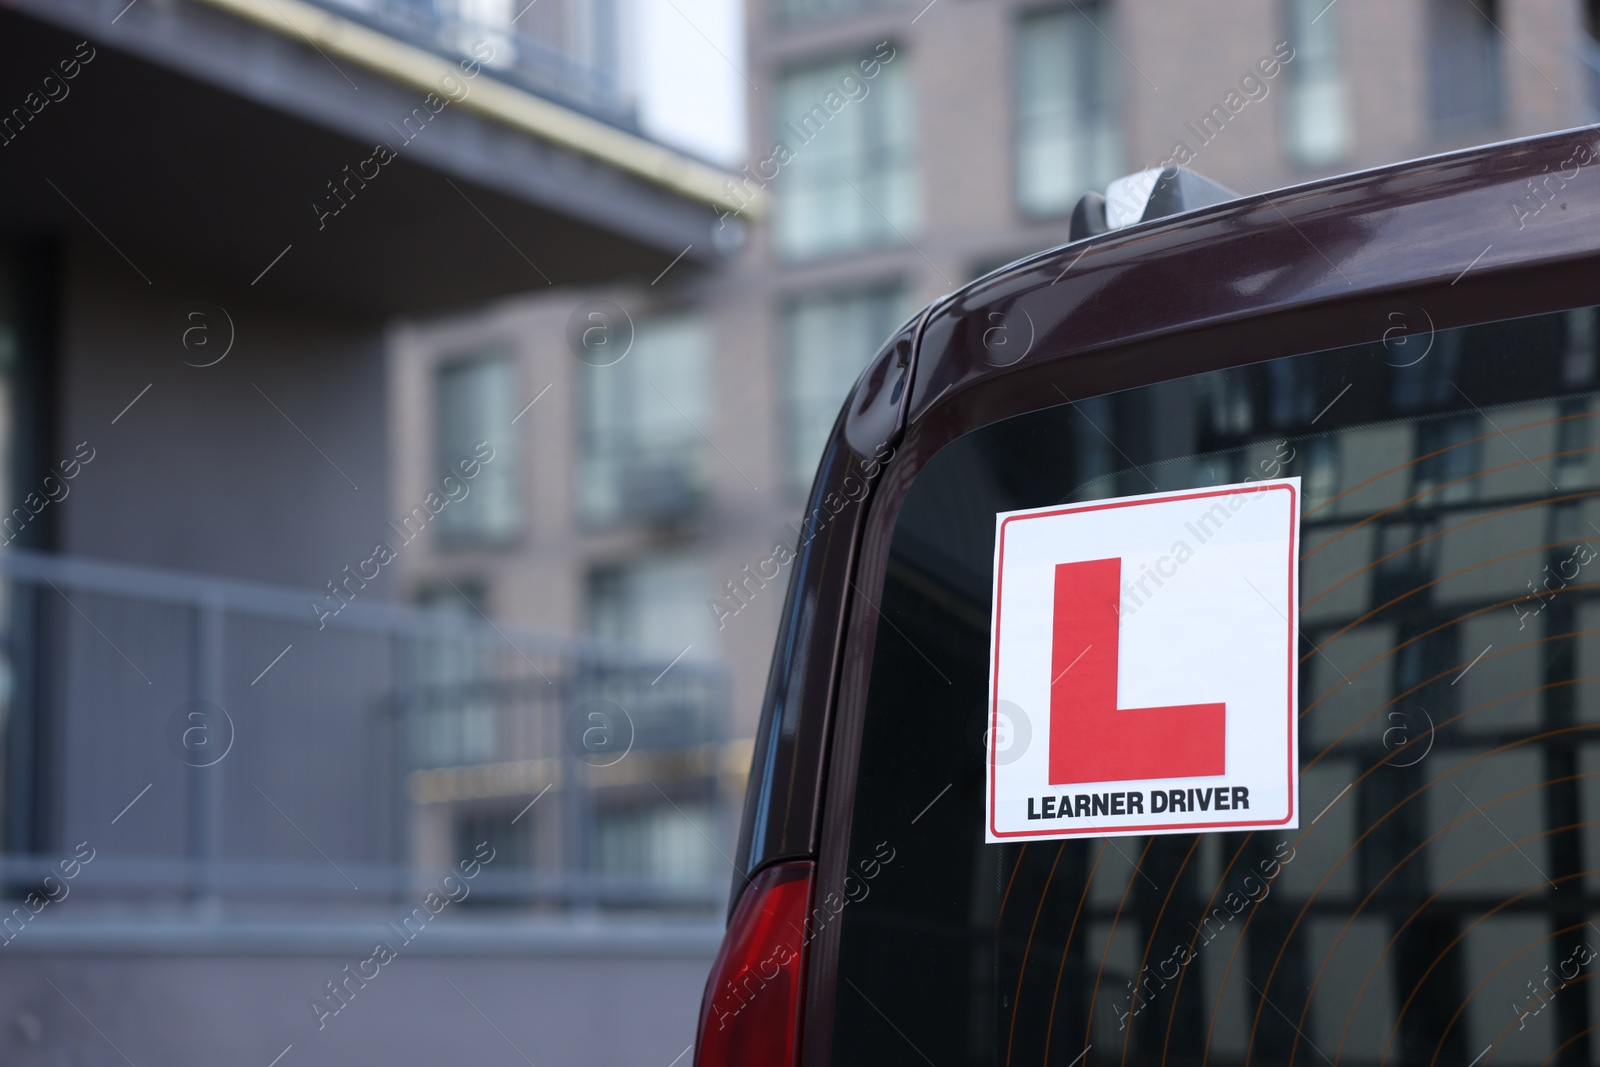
[307,0,634,127]
[582,442,710,529]
[2,0,736,315]
[0,549,736,926]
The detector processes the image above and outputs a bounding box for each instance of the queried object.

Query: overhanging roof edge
[191,0,764,217]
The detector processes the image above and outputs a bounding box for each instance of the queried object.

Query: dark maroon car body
[699,127,1600,1067]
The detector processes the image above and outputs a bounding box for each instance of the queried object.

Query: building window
[586,556,718,658]
[453,803,535,876]
[783,286,910,490]
[436,0,515,66]
[579,314,710,527]
[773,53,916,260]
[774,0,887,23]
[1014,5,1120,218]
[415,580,487,616]
[411,580,496,767]
[1427,0,1503,134]
[1284,0,1350,166]
[435,353,520,544]
[433,0,618,103]
[595,798,721,885]
[1584,1,1600,120]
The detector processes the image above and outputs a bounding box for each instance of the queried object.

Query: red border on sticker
[988,482,1299,839]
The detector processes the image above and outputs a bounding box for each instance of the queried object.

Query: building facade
[0,1,744,1063]
[389,0,1599,884]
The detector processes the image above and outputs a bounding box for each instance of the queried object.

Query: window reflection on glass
[1304,436,1340,511]
[1557,399,1593,488]
[1203,371,1256,438]
[1414,415,1481,506]
[1565,308,1597,386]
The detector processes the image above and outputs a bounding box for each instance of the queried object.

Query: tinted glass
[830,306,1600,1067]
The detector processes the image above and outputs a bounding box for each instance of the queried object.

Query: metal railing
[306,0,633,124]
[0,549,734,915]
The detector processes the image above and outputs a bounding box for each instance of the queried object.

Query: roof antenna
[1069,166,1238,241]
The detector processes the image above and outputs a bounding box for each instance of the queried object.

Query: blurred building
[0,0,1589,1062]
[389,0,1600,882]
[0,0,744,1064]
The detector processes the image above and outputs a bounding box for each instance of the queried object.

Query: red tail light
[694,860,815,1067]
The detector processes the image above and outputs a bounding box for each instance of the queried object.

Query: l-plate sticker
[986,479,1300,841]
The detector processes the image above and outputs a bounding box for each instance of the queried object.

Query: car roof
[901,125,1600,435]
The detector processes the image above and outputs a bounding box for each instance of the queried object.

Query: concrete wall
[0,932,715,1067]
[56,234,394,597]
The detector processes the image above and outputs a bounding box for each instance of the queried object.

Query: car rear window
[828,305,1600,1067]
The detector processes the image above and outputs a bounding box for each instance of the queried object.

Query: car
[693,126,1600,1067]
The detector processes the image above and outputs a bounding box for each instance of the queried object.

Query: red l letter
[1049,557,1226,784]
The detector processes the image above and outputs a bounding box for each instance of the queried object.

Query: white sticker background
[987,479,1301,841]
